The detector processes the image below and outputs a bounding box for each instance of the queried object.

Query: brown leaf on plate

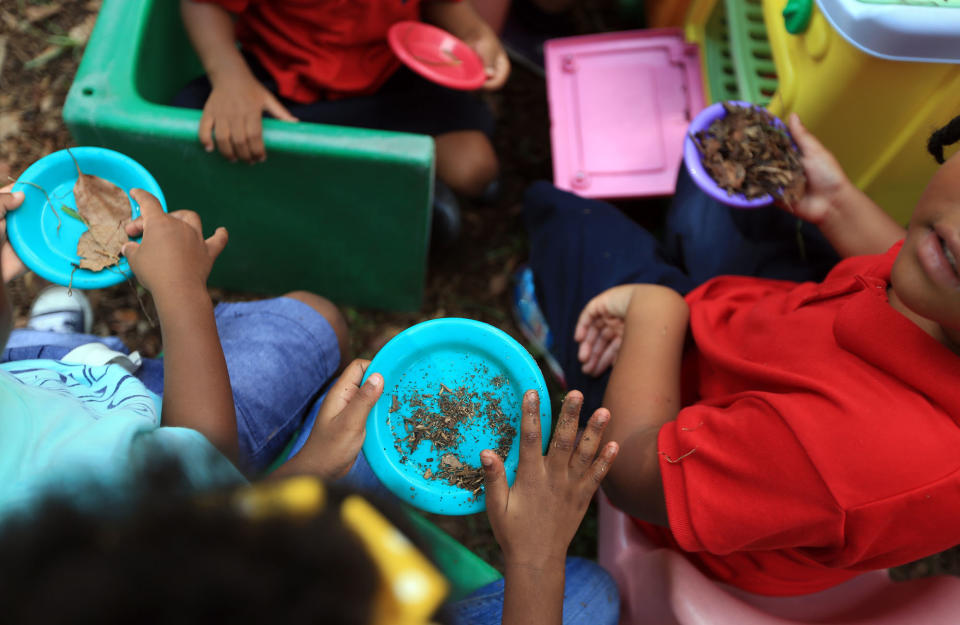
[67,149,132,272]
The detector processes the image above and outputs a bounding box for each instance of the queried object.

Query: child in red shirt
[525,113,960,595]
[174,0,508,238]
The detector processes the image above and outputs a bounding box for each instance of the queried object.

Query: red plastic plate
[388,21,486,91]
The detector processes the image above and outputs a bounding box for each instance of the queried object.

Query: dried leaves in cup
[693,103,806,205]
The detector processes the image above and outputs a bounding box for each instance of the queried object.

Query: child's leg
[445,556,619,625]
[216,293,346,474]
[523,181,695,415]
[435,130,499,198]
[663,165,841,284]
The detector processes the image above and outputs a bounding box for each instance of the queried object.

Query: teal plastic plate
[8,147,166,289]
[362,318,550,515]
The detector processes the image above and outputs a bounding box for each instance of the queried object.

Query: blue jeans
[2,297,341,476]
[524,167,841,418]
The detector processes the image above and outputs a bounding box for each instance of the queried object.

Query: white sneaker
[26,286,94,334]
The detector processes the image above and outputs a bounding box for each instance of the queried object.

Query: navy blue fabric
[524,167,840,417]
[173,54,494,138]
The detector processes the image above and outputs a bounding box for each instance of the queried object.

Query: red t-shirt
[639,242,960,596]
[195,0,458,103]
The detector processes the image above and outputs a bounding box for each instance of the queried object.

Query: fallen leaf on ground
[24,3,62,25]
[68,14,97,46]
[0,36,8,86]
[0,113,20,142]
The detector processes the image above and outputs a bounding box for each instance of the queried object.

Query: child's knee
[282,291,350,364]
[435,131,499,197]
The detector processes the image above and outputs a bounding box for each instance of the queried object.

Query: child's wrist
[152,280,211,314]
[817,180,860,230]
[504,552,568,576]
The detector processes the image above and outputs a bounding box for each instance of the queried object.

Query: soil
[395,381,516,498]
[693,102,806,205]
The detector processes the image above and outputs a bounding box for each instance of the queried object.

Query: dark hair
[0,459,383,625]
[927,114,960,164]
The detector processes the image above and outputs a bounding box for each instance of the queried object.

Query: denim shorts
[2,296,341,475]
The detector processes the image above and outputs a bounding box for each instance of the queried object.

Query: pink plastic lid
[546,29,706,199]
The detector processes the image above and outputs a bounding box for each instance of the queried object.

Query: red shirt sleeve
[659,396,844,556]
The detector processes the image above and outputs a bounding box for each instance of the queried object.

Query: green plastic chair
[264,437,502,602]
[63,0,434,311]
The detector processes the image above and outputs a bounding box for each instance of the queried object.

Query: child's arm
[269,359,384,480]
[786,114,905,258]
[421,2,510,90]
[122,190,238,462]
[576,284,688,525]
[482,390,619,625]
[179,0,298,163]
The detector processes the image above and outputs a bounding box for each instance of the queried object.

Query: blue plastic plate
[362,318,550,515]
[7,147,167,289]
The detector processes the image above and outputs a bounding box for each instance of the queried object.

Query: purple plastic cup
[683,100,790,209]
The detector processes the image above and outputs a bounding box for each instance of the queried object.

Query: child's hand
[574,284,639,376]
[0,185,26,283]
[781,113,850,225]
[466,28,511,90]
[481,390,618,569]
[271,359,384,480]
[122,189,228,298]
[306,359,384,478]
[200,73,298,163]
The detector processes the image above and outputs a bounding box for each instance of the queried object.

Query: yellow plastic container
[762,0,960,225]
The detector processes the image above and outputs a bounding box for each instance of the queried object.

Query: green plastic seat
[63,0,433,310]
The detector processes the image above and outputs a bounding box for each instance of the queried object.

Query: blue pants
[524,167,840,417]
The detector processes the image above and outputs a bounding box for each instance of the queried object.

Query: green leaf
[61,205,85,224]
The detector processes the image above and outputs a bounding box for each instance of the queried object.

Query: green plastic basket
[702,0,779,105]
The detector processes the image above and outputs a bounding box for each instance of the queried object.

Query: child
[518,112,960,596]
[0,390,620,625]
[173,0,509,240]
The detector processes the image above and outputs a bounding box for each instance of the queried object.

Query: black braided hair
[0,459,401,625]
[927,114,960,164]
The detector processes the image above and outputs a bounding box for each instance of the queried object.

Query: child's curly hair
[0,458,390,625]
[927,114,960,164]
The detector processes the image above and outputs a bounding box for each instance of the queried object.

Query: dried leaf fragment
[67,149,133,272]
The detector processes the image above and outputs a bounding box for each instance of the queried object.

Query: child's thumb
[121,241,140,258]
[340,373,384,432]
[788,112,820,153]
[265,95,299,123]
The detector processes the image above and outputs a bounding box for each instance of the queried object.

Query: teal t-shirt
[0,359,244,517]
